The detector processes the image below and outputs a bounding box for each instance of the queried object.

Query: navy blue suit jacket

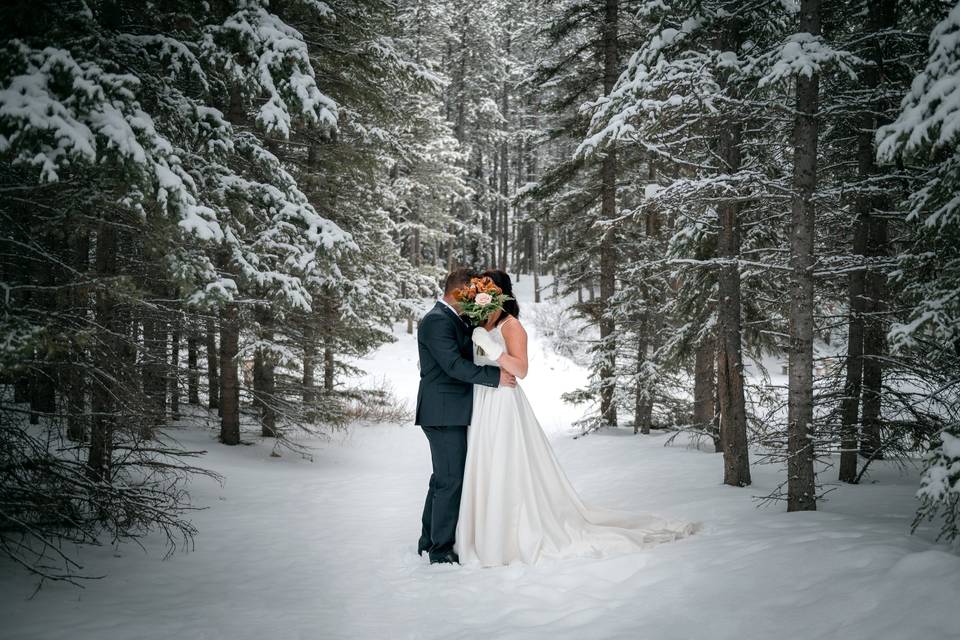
[415,301,500,427]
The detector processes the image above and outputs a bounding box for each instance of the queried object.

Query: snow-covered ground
[2,276,959,640]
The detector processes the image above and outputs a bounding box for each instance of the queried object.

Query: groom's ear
[444,267,474,294]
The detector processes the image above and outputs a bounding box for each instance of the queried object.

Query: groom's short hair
[444,267,474,294]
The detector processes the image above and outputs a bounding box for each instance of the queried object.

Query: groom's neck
[442,293,459,310]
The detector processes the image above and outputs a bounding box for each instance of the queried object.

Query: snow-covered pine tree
[579,1,795,481]
[273,0,470,426]
[809,0,947,483]
[526,0,660,431]
[877,0,960,541]
[0,0,349,578]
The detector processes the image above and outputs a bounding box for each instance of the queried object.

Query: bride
[455,269,698,567]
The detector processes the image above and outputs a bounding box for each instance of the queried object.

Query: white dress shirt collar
[438,298,459,318]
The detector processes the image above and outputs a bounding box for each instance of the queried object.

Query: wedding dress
[455,322,698,567]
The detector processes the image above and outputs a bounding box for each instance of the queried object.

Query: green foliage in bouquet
[453,276,513,325]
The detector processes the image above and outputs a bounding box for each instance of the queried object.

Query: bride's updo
[481,269,519,324]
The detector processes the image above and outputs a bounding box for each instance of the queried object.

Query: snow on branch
[877,2,960,162]
[0,41,223,242]
[115,34,209,90]
[204,2,338,137]
[0,42,144,181]
[743,32,863,87]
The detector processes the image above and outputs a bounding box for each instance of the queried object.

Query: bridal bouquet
[453,276,512,325]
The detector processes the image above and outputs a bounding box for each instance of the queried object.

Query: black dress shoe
[429,550,460,565]
[417,539,430,557]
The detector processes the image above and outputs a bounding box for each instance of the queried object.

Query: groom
[415,267,516,564]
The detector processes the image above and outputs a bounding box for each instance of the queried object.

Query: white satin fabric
[455,323,698,567]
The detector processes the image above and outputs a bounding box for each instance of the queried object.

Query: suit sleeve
[422,315,500,387]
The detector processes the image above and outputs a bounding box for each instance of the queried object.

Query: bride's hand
[472,327,504,360]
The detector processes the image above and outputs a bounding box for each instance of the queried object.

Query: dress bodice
[474,325,505,368]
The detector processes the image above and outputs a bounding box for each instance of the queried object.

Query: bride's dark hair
[482,269,519,324]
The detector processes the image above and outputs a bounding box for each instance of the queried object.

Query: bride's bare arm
[496,317,528,379]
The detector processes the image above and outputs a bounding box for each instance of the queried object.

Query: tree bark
[839,0,897,481]
[141,312,166,439]
[170,316,180,420]
[787,0,821,512]
[860,217,888,458]
[303,323,316,406]
[67,228,90,441]
[254,307,278,438]
[219,302,240,445]
[694,339,719,452]
[206,317,219,412]
[490,153,499,267]
[323,346,335,392]
[407,228,421,335]
[187,335,200,405]
[29,250,57,425]
[88,221,118,481]
[598,0,619,427]
[14,378,30,404]
[839,216,867,480]
[526,132,541,302]
[715,20,751,487]
[634,321,650,435]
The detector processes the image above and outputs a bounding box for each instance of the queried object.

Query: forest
[1,0,959,622]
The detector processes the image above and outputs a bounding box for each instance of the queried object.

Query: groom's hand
[499,370,517,388]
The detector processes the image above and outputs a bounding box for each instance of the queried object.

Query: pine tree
[877,0,960,540]
[0,0,349,579]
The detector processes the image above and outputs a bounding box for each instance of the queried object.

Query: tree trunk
[787,0,821,512]
[251,348,263,411]
[532,225,541,303]
[500,183,509,272]
[715,21,751,487]
[839,0,897,481]
[88,221,117,481]
[187,335,200,405]
[597,0,620,427]
[634,323,650,435]
[513,216,521,273]
[860,217,888,458]
[694,339,719,452]
[27,371,39,425]
[839,214,867,480]
[206,317,219,412]
[219,302,240,445]
[14,378,30,404]
[170,317,180,420]
[254,307,278,438]
[407,228,421,335]
[67,229,90,442]
[323,346,335,392]
[303,323,316,406]
[141,313,165,439]
[526,133,541,302]
[490,153,499,268]
[259,352,277,438]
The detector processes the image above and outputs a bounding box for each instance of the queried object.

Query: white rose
[475,292,493,305]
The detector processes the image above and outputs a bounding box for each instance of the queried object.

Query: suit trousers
[420,425,468,556]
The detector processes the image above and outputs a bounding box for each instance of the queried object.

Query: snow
[2,276,959,639]
[751,33,863,87]
[877,3,960,160]
[0,44,136,180]
[207,5,338,137]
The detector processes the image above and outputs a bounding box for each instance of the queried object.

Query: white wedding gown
[455,323,698,567]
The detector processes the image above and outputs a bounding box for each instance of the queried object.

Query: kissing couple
[415,268,698,567]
